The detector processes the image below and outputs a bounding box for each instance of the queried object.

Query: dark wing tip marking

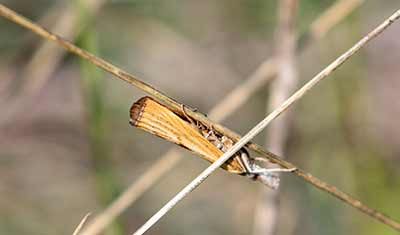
[130,96,153,126]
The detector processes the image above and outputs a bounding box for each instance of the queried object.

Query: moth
[129,96,294,189]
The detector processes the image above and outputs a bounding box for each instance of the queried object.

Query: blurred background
[0,0,399,234]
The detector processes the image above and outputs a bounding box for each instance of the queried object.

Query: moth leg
[208,124,219,139]
[207,125,226,150]
[180,104,197,125]
[237,149,254,174]
[250,156,297,173]
[249,167,296,174]
[251,156,270,163]
[202,124,216,140]
[238,152,296,175]
[201,123,215,140]
[181,104,203,129]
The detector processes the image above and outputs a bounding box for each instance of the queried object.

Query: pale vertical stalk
[267,0,299,156]
[132,8,400,234]
[2,3,400,232]
[82,2,365,234]
[253,1,298,234]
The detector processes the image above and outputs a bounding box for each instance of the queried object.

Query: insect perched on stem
[129,96,294,189]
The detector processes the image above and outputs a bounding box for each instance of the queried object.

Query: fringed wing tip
[129,96,153,126]
[255,173,280,189]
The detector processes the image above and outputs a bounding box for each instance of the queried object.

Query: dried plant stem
[132,92,297,235]
[246,9,400,231]
[0,0,106,125]
[1,4,400,231]
[310,0,364,39]
[80,2,365,234]
[253,1,299,235]
[266,0,299,156]
[0,4,349,164]
[0,3,273,150]
[79,21,124,234]
[22,0,105,95]
[132,9,400,234]
[72,213,91,235]
[210,0,365,121]
[80,150,180,235]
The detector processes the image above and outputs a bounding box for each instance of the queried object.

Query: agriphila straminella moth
[129,96,295,189]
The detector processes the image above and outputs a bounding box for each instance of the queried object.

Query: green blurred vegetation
[75,1,124,234]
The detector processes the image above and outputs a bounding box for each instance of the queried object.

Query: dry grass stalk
[1,3,399,231]
[310,0,364,39]
[72,213,91,235]
[79,151,180,235]
[83,2,366,232]
[0,3,287,160]
[253,0,299,234]
[131,8,400,234]
[0,0,106,126]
